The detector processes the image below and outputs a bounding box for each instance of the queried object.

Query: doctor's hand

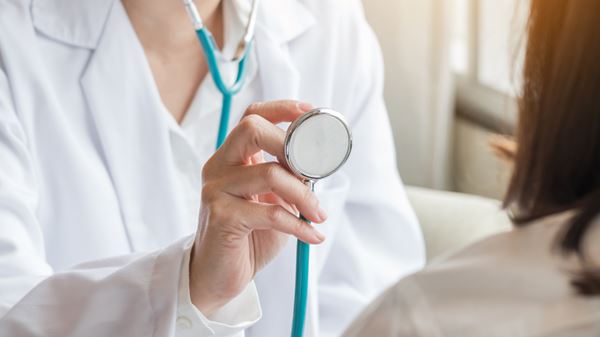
[189,100,328,315]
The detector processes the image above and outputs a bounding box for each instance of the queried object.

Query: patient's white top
[344,212,600,337]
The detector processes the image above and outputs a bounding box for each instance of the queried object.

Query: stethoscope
[182,2,353,336]
[183,0,259,148]
[284,109,352,337]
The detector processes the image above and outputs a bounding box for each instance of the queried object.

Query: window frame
[454,0,519,134]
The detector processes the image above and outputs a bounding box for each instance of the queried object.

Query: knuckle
[240,115,263,138]
[204,203,221,222]
[201,182,220,204]
[263,163,281,185]
[208,202,232,225]
[201,156,222,180]
[201,161,213,180]
[238,115,252,130]
[241,113,262,131]
[267,206,284,224]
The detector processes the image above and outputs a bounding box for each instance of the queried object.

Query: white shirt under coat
[0,0,425,336]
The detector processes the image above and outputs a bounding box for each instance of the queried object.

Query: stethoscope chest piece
[284,108,352,182]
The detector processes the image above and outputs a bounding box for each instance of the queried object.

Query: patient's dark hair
[504,0,600,294]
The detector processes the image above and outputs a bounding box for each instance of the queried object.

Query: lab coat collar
[31,0,116,49]
[256,0,317,44]
[30,0,316,49]
[252,0,316,102]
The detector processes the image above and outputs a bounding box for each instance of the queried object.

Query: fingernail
[317,207,328,222]
[297,102,314,113]
[314,231,326,243]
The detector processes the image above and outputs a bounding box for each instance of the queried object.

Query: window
[451,0,529,132]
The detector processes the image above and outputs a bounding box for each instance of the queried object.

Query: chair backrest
[405,186,511,262]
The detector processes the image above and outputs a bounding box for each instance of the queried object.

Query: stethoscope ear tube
[196,28,250,98]
[183,0,255,148]
[194,27,251,148]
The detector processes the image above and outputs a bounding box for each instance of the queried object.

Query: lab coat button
[176,316,193,329]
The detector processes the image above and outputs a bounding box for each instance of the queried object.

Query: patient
[344,0,600,336]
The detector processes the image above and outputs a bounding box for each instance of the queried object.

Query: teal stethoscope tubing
[292,217,311,337]
[195,25,310,337]
[195,27,250,149]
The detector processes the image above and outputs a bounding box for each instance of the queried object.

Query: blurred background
[362,0,530,259]
[363,0,528,199]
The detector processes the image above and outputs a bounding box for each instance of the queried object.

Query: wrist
[188,244,241,316]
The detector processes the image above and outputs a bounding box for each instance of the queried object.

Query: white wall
[363,0,454,189]
[363,1,513,198]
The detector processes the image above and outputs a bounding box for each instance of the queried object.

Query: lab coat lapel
[80,3,188,252]
[254,30,300,100]
[250,3,321,336]
[253,0,316,101]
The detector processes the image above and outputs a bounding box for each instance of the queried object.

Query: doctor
[0,0,424,336]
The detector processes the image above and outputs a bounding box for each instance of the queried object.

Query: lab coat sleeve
[316,1,426,336]
[0,65,260,336]
[177,244,262,336]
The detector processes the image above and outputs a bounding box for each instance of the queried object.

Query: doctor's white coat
[0,0,425,336]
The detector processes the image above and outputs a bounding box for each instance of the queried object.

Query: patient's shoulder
[388,212,600,336]
[411,214,570,295]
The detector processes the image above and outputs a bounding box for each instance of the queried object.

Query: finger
[226,197,325,244]
[260,192,298,216]
[217,101,313,165]
[219,162,326,223]
[248,150,264,166]
[241,100,314,124]
[217,114,287,165]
